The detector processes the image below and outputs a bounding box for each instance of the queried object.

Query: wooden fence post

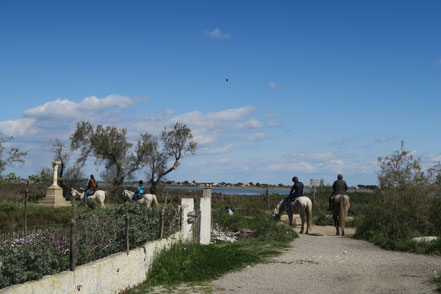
[24,180,29,238]
[70,193,76,271]
[159,208,165,239]
[125,215,130,255]
[266,187,270,210]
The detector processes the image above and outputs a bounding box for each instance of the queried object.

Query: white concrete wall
[1,198,194,294]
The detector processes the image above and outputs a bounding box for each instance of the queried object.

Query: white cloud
[375,136,396,143]
[0,118,37,136]
[268,120,280,127]
[164,108,175,115]
[198,144,233,154]
[264,112,280,118]
[204,28,231,39]
[235,119,263,131]
[309,152,335,161]
[24,95,137,120]
[247,132,270,141]
[218,158,230,164]
[172,106,255,127]
[268,82,277,89]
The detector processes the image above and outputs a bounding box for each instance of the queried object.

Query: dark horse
[331,194,350,236]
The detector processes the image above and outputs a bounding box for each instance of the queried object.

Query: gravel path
[210,226,441,294]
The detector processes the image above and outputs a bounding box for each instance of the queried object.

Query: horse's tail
[306,199,313,230]
[152,195,160,210]
[339,196,345,231]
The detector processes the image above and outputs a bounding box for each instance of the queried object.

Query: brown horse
[331,194,350,236]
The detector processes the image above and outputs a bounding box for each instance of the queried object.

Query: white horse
[71,188,106,208]
[273,196,313,234]
[122,189,159,210]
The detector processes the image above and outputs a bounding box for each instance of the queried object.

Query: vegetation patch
[355,143,441,255]
[430,275,441,293]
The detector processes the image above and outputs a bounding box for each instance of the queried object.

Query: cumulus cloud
[0,118,37,136]
[204,28,231,39]
[268,82,278,89]
[24,95,137,120]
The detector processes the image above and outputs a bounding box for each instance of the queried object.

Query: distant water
[164,185,292,195]
[115,183,368,196]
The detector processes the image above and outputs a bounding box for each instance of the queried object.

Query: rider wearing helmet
[284,176,304,211]
[328,174,348,210]
[133,180,145,201]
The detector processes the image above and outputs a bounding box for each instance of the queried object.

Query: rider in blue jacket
[133,180,144,201]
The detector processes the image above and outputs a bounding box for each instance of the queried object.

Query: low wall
[1,198,196,294]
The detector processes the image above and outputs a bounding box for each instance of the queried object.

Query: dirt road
[210,226,441,294]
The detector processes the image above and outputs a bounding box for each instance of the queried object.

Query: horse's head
[272,208,281,219]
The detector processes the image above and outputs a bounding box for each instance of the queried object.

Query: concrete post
[180,198,194,241]
[51,160,61,186]
[199,188,212,245]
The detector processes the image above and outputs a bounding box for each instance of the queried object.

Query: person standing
[284,176,304,211]
[83,174,98,204]
[328,174,348,210]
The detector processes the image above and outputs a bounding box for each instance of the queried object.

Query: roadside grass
[430,275,441,293]
[128,197,297,293]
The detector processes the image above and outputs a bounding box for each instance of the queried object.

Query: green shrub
[355,143,441,254]
[0,232,70,288]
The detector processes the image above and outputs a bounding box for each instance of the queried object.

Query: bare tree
[0,134,27,178]
[143,122,196,194]
[51,138,70,179]
[70,121,152,200]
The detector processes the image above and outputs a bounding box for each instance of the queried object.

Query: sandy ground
[142,225,441,294]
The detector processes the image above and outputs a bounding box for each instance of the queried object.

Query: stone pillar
[181,198,194,241]
[199,188,212,245]
[38,161,70,207]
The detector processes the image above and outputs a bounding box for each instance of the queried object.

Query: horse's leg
[288,211,293,227]
[333,214,340,235]
[299,213,304,234]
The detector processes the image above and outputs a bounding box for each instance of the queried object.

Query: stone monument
[38,161,71,207]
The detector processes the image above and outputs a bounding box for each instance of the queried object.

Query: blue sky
[1,0,441,186]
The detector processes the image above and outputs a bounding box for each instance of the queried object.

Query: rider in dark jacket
[83,174,98,204]
[284,176,304,211]
[328,174,348,210]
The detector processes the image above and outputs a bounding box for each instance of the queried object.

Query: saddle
[89,190,96,196]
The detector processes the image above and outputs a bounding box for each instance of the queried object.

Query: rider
[284,176,304,212]
[133,180,145,201]
[328,174,348,210]
[84,174,98,204]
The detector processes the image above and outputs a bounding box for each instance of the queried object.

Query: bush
[0,202,176,289]
[0,232,70,288]
[355,143,441,253]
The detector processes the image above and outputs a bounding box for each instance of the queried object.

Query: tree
[51,138,70,180]
[143,122,196,194]
[70,121,152,200]
[0,134,27,178]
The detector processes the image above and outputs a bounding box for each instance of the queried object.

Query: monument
[38,161,71,207]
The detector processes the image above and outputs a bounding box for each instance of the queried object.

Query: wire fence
[0,202,182,289]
